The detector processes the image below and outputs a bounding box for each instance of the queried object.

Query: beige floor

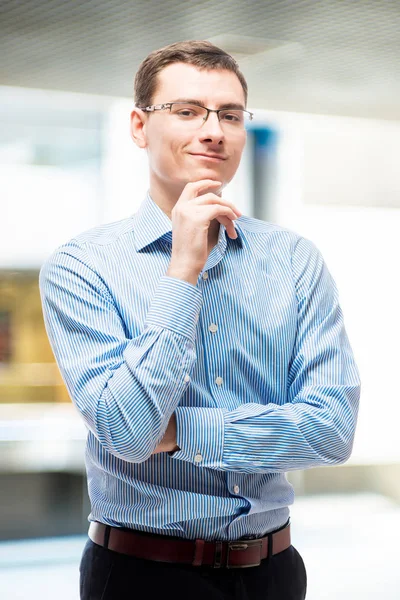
[291,493,400,599]
[1,493,399,600]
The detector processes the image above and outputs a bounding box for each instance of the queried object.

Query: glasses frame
[137,102,254,126]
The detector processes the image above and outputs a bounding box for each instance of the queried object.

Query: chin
[191,167,227,181]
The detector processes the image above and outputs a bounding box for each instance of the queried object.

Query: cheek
[147,134,178,169]
[147,136,191,182]
[148,129,185,162]
[230,141,246,169]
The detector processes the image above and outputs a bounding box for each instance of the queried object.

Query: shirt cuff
[146,276,202,342]
[171,407,225,469]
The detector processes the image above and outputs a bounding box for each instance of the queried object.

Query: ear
[130,107,148,149]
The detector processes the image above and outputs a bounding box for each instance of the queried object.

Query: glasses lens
[170,104,207,123]
[169,104,251,129]
[219,110,250,127]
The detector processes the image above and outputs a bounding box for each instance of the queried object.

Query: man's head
[133,40,248,108]
[130,40,250,203]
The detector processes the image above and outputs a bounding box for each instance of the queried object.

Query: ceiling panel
[1,0,400,119]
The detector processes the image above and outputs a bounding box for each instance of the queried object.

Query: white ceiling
[1,0,400,120]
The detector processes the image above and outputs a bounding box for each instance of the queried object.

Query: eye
[171,104,203,118]
[176,109,197,118]
[220,111,242,123]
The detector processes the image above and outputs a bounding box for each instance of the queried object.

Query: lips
[189,153,227,161]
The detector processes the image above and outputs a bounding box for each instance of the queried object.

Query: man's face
[137,63,247,194]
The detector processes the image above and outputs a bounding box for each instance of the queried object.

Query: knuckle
[203,193,217,202]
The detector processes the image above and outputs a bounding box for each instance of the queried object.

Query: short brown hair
[134,40,248,108]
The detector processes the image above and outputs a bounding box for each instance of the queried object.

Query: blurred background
[1,1,399,598]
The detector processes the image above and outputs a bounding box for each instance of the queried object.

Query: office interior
[1,1,399,599]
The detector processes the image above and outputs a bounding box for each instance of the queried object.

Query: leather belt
[88,521,291,569]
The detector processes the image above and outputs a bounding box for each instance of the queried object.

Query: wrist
[166,265,200,286]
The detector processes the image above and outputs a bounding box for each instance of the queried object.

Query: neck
[149,176,182,219]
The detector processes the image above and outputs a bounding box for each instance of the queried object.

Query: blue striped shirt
[39,193,360,541]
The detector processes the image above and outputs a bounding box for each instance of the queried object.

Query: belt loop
[214,541,223,568]
[192,539,205,566]
[268,532,273,558]
[103,525,111,549]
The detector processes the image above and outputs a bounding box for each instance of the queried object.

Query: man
[40,40,360,599]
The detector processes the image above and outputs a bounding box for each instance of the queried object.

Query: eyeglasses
[137,102,254,130]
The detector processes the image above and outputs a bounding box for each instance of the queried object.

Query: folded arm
[170,238,360,473]
[39,240,201,463]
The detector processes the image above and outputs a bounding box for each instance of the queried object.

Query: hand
[166,180,242,285]
[152,414,179,454]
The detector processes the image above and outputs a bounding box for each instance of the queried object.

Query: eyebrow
[168,98,246,111]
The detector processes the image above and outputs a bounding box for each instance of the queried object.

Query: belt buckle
[225,539,263,569]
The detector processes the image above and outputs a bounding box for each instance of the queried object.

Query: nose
[199,111,224,143]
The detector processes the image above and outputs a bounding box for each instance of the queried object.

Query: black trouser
[80,538,307,599]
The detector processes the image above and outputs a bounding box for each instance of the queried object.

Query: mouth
[189,153,227,162]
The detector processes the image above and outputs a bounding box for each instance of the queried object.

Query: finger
[217,216,238,239]
[205,205,238,224]
[181,180,222,200]
[194,193,242,218]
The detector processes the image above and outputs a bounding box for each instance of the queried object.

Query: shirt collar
[133,193,173,251]
[133,192,243,252]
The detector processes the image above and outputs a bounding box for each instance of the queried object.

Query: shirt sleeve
[171,237,360,473]
[39,239,202,464]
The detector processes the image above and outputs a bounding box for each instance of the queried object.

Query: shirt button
[194,453,203,463]
[184,374,190,383]
[233,485,240,494]
[208,323,218,333]
[215,376,223,386]
[202,272,209,280]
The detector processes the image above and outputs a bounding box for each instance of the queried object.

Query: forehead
[153,63,246,107]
